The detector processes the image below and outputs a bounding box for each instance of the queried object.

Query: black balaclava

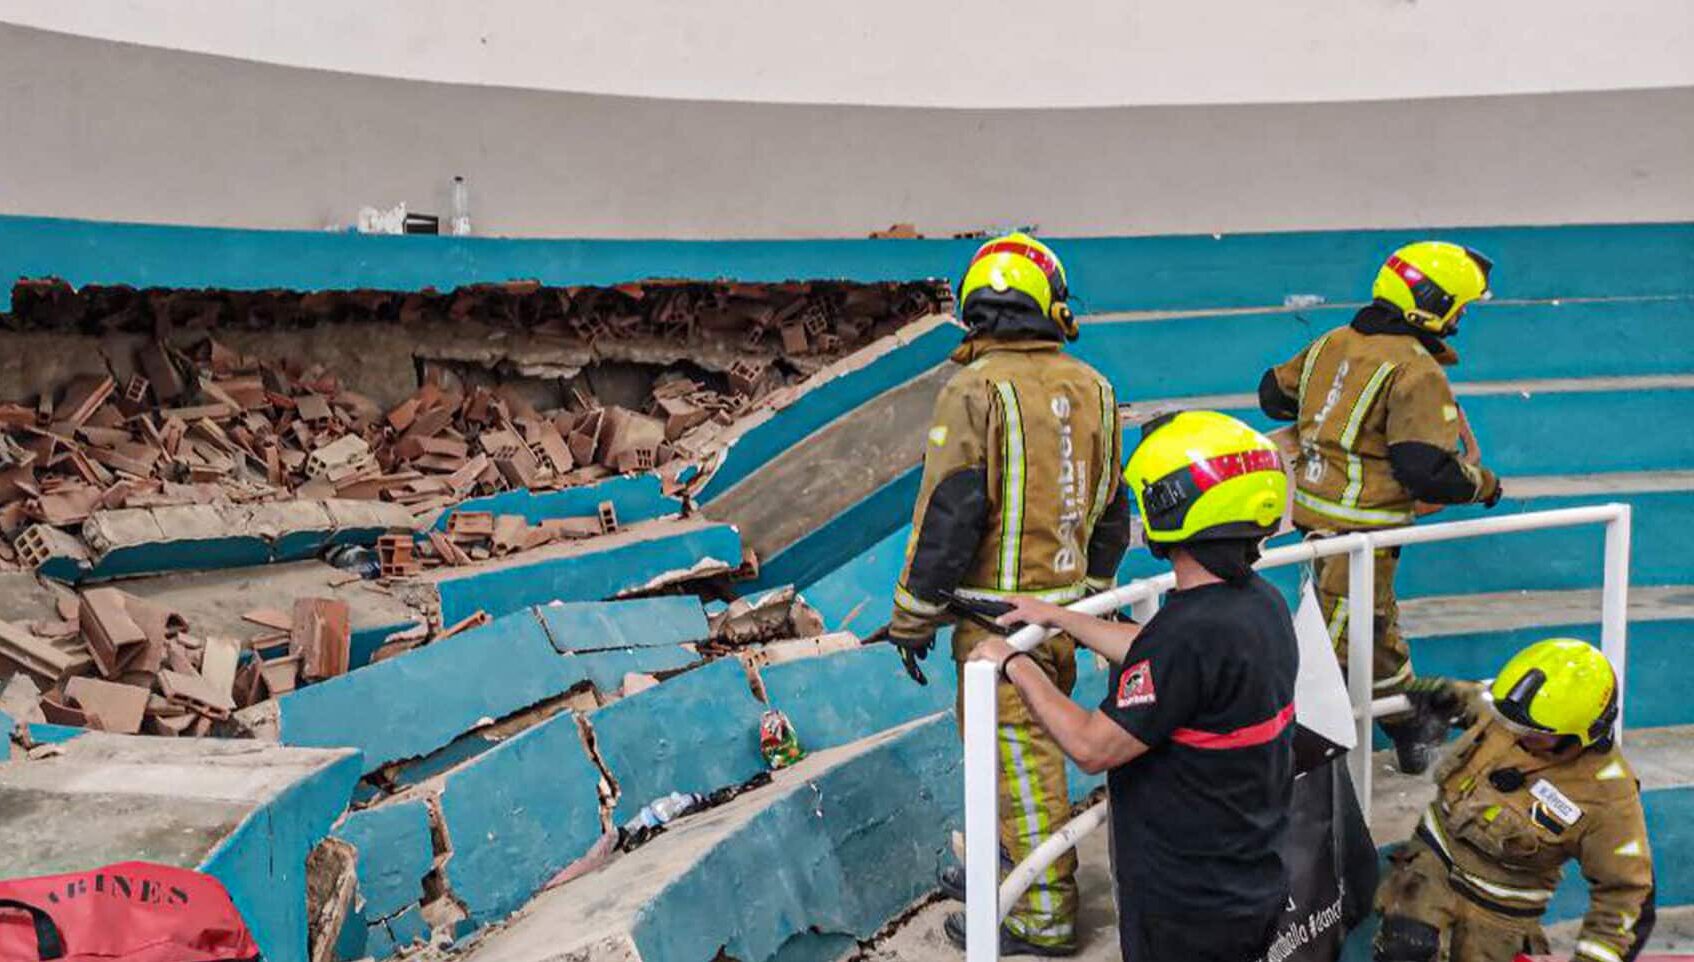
[1150,536,1262,586]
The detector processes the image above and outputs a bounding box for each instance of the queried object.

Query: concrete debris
[706,587,829,650]
[1,278,949,575]
[292,597,353,682]
[305,836,360,962]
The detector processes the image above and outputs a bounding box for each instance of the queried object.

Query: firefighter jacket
[1260,305,1500,531]
[891,337,1133,637]
[1418,702,1655,962]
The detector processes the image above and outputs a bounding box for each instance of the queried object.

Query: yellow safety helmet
[1371,241,1494,336]
[1490,638,1619,747]
[957,232,1078,340]
[1123,410,1287,545]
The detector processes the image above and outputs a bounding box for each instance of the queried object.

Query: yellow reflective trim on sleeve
[1339,362,1396,508]
[1297,332,1334,401]
[956,583,1089,605]
[1575,938,1625,962]
[1085,383,1116,534]
[1295,489,1416,527]
[1613,839,1644,858]
[995,381,1027,592]
[928,425,949,447]
[893,585,946,617]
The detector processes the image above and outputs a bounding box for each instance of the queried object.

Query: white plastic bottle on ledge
[450,176,472,236]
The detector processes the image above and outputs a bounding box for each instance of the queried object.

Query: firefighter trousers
[952,621,1079,948]
[1311,546,1414,707]
[1373,841,1550,962]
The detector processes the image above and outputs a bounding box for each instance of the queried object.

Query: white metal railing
[963,503,1632,962]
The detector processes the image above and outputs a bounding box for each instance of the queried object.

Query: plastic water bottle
[624,791,703,832]
[450,176,472,237]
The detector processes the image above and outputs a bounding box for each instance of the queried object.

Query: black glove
[1478,470,1504,509]
[888,626,936,660]
[1403,676,1466,726]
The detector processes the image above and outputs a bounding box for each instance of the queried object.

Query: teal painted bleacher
[1072,297,1694,399]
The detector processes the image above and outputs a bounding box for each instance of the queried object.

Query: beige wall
[2,0,1692,108]
[1,25,1692,239]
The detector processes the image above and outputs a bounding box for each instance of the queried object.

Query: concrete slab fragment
[278,609,576,774]
[535,596,710,653]
[333,799,435,920]
[462,715,958,962]
[439,708,604,926]
[591,657,769,824]
[432,518,742,625]
[0,733,360,962]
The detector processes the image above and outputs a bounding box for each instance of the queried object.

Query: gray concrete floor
[866,730,1694,962]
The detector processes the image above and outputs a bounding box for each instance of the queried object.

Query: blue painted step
[1119,485,1694,598]
[431,520,742,625]
[1074,296,1694,401]
[1411,618,1694,731]
[1123,386,1694,480]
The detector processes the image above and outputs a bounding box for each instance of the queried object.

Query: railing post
[963,659,1001,962]
[1601,505,1632,744]
[1346,537,1377,826]
[1129,593,1160,624]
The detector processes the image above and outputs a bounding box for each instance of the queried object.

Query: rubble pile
[0,583,354,737]
[0,277,951,571]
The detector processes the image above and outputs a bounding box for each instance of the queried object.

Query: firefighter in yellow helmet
[964,411,1299,962]
[1259,241,1504,775]
[1374,639,1655,962]
[889,233,1133,955]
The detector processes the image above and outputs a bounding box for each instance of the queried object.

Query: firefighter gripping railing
[962,503,1633,962]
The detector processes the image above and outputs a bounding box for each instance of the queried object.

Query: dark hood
[1352,302,1460,366]
[959,288,1067,344]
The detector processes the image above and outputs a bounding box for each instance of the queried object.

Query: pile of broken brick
[0,585,354,737]
[0,276,949,572]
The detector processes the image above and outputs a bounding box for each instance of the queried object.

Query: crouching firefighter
[1375,639,1655,962]
[887,232,1134,956]
[1259,241,1504,775]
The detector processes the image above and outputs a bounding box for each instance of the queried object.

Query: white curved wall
[2,0,1692,108]
[2,24,1691,239]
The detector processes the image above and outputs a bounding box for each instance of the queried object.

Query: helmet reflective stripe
[1339,362,1397,508]
[995,381,1028,591]
[972,239,1062,286]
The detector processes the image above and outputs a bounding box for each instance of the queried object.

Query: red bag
[0,861,257,962]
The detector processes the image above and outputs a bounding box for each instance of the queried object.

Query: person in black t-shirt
[967,411,1299,962]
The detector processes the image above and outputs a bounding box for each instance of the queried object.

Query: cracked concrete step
[0,732,361,962]
[457,714,961,962]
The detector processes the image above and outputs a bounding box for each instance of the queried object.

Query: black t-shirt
[1100,574,1298,917]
